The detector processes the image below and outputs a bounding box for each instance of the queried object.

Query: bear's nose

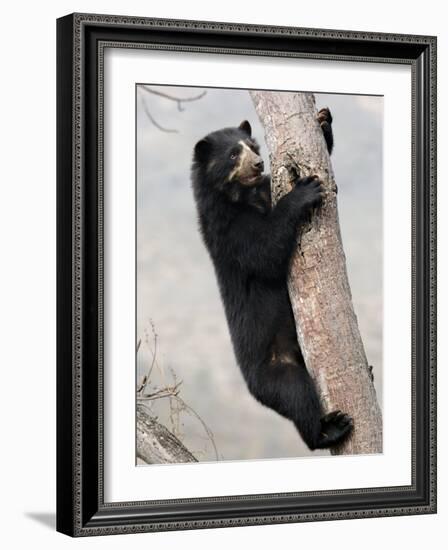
[254,159,264,171]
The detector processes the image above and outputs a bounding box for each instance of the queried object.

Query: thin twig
[139,86,207,111]
[137,321,159,394]
[146,322,158,383]
[175,395,219,461]
[139,97,179,133]
[138,381,183,401]
[137,320,219,459]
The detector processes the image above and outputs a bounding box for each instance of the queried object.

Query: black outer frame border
[56,13,437,537]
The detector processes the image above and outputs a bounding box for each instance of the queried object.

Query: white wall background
[0,1,444,548]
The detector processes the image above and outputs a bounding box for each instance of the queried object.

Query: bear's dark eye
[230,152,238,160]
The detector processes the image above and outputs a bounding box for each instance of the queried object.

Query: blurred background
[136,85,383,462]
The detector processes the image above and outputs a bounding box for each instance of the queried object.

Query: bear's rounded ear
[194,138,212,162]
[238,120,252,137]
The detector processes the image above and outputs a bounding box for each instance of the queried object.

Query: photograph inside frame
[135,84,383,464]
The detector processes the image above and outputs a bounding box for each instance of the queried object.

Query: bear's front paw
[317,107,333,126]
[317,107,334,154]
[294,175,324,212]
[316,410,353,449]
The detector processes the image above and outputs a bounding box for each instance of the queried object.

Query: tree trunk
[137,404,197,464]
[250,91,382,455]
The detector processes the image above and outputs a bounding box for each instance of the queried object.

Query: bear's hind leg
[248,359,322,450]
[248,358,353,451]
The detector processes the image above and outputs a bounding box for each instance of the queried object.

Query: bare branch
[137,320,159,394]
[139,97,179,133]
[138,381,183,401]
[174,395,219,461]
[137,405,197,464]
[138,86,207,132]
[139,85,207,111]
[136,321,219,461]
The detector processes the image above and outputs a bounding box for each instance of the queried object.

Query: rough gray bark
[250,91,382,455]
[137,404,197,464]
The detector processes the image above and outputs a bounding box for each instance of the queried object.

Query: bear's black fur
[191,108,353,450]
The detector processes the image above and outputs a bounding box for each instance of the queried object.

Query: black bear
[191,108,353,450]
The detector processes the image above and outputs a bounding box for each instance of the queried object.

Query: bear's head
[192,121,265,192]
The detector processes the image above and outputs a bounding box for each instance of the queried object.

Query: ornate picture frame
[56,13,436,536]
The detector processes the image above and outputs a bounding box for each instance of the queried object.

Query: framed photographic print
[56,13,437,536]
